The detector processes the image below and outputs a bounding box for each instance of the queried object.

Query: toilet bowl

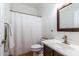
[31,44,42,51]
[31,44,42,56]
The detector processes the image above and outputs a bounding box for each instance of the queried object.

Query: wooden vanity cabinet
[43,45,54,56]
[43,45,63,56]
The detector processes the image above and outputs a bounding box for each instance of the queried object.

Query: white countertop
[42,39,79,56]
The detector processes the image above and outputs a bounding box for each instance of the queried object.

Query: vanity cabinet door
[43,45,54,56]
[54,50,63,56]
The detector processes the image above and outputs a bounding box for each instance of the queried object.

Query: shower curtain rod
[10,10,41,17]
[4,23,9,26]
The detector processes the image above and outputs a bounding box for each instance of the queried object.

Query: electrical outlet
[51,29,53,32]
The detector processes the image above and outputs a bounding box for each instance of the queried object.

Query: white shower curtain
[11,12,42,55]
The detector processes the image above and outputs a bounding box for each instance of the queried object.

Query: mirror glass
[60,3,79,28]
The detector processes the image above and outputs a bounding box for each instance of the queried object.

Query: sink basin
[42,39,78,51]
[44,40,75,50]
[56,43,74,50]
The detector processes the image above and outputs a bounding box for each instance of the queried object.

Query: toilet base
[33,51,41,56]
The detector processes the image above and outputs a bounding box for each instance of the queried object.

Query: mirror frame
[57,3,79,32]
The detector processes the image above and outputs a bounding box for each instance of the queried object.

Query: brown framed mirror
[57,3,79,32]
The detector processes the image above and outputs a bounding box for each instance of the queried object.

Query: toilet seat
[31,44,42,51]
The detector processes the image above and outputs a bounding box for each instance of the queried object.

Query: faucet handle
[64,35,67,39]
[62,35,67,39]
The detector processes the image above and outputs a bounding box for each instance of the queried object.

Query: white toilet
[31,44,42,56]
[31,38,46,56]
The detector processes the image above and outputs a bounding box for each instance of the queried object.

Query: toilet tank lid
[31,44,42,48]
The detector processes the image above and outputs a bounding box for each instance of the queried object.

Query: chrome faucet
[62,35,69,44]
